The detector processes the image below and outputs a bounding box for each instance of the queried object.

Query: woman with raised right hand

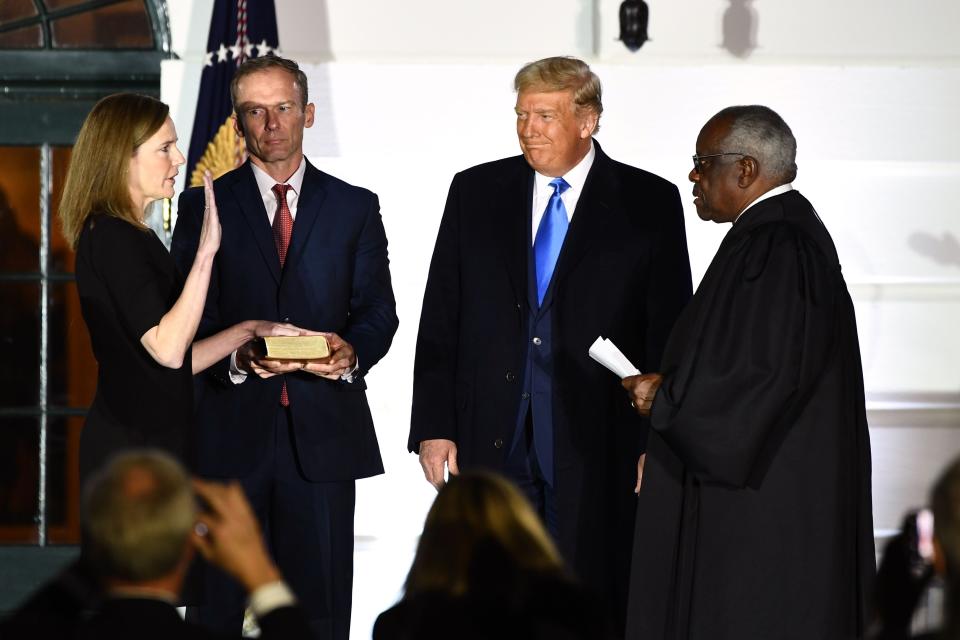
[60,93,301,482]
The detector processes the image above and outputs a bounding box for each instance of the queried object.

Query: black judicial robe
[626,190,875,640]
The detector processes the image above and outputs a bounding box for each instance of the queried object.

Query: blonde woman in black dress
[60,93,299,482]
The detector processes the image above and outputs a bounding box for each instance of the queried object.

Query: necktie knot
[271,182,294,268]
[272,183,292,200]
[550,177,570,197]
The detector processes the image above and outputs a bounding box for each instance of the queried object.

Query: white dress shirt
[248,580,297,618]
[530,140,596,242]
[734,183,794,224]
[251,158,307,223]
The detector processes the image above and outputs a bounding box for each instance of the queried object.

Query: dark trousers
[505,411,559,538]
[188,406,355,640]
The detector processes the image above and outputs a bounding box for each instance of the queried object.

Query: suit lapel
[493,158,533,311]
[284,161,328,274]
[230,162,282,285]
[545,142,615,309]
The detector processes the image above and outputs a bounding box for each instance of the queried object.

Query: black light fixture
[722,0,757,58]
[619,0,650,52]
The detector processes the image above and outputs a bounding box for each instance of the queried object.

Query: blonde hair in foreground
[82,449,195,582]
[514,56,603,133]
[404,471,564,597]
[59,93,169,248]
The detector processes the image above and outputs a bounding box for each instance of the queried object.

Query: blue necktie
[533,177,570,305]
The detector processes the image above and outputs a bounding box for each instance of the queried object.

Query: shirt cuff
[248,580,296,618]
[229,350,248,385]
[340,359,359,383]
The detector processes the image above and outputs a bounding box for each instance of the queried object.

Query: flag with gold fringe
[186,0,280,187]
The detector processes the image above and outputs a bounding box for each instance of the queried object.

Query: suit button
[283,316,291,322]
[521,392,530,400]
[494,438,504,449]
[532,336,542,346]
[505,371,516,382]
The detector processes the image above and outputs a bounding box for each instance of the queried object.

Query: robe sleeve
[650,222,839,488]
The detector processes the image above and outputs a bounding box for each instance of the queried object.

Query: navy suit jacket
[410,141,692,630]
[172,159,398,482]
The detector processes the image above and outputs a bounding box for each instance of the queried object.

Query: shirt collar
[251,157,307,199]
[533,139,596,194]
[735,183,794,223]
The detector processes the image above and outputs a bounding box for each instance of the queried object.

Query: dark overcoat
[411,142,693,630]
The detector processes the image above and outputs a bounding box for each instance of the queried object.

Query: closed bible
[259,335,330,360]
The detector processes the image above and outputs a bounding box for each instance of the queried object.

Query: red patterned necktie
[272,183,293,406]
[272,183,293,266]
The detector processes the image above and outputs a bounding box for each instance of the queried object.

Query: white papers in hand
[588,336,641,379]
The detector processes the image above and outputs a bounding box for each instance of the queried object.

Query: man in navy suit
[410,56,692,635]
[172,55,397,640]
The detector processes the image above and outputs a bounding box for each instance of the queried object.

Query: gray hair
[714,105,797,183]
[82,450,195,582]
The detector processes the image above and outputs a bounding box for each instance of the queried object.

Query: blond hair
[82,450,195,582]
[59,93,169,248]
[404,472,564,596]
[514,56,603,132]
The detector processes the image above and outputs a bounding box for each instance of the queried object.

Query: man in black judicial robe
[622,106,875,640]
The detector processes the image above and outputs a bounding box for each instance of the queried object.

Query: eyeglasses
[692,152,746,173]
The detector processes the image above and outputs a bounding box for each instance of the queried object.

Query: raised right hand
[197,170,222,260]
[418,438,459,490]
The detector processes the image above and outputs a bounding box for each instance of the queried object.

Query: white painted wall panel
[602,0,960,62]
[802,166,960,280]
[170,1,960,63]
[855,297,960,393]
[871,424,960,531]
[286,0,591,60]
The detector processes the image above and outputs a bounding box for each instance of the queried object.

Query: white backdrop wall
[161,0,960,623]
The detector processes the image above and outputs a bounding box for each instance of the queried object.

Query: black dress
[75,214,194,483]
